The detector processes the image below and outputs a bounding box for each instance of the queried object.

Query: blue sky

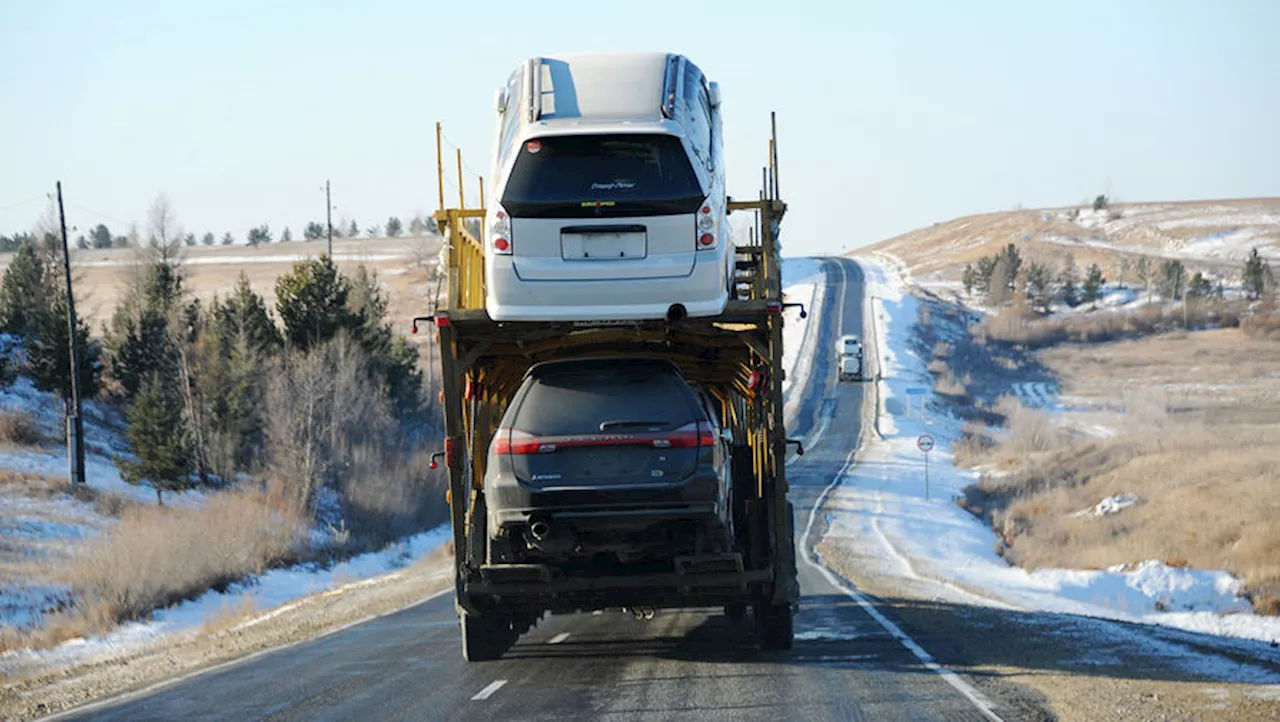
[2,0,1278,256]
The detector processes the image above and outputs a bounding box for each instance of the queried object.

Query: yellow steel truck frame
[420,117,800,661]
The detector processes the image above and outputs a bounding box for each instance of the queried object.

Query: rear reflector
[699,233,715,247]
[494,237,510,252]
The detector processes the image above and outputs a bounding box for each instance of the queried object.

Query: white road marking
[592,610,603,615]
[800,259,1005,722]
[471,680,508,701]
[547,633,570,644]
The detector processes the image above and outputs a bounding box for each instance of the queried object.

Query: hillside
[860,197,1280,284]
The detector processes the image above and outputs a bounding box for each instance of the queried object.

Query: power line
[0,195,47,213]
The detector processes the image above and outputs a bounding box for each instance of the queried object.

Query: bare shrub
[927,358,949,374]
[954,421,995,466]
[1242,307,1280,341]
[933,371,968,399]
[932,341,953,359]
[338,446,449,549]
[0,409,43,445]
[61,486,306,626]
[994,395,1059,453]
[265,334,395,508]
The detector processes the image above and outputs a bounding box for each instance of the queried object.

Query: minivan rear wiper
[599,420,668,431]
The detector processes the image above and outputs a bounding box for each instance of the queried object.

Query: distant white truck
[837,334,863,382]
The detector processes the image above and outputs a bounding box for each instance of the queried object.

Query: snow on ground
[0,525,451,675]
[835,253,1280,652]
[780,258,825,401]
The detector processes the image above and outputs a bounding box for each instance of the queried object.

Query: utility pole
[325,179,333,258]
[56,182,86,488]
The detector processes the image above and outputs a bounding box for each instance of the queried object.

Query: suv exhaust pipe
[529,520,551,541]
[666,304,687,323]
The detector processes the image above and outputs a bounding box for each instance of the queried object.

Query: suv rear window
[512,361,702,436]
[501,134,704,218]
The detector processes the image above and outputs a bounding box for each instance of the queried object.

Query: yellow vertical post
[435,122,444,212]
[456,149,465,210]
[478,176,486,237]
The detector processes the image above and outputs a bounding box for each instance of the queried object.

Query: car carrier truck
[419,106,800,661]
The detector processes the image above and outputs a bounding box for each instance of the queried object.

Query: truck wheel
[755,602,793,650]
[724,603,747,622]
[460,612,514,662]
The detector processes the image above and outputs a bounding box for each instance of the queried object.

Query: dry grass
[979,301,1245,348]
[60,485,307,630]
[993,395,1060,454]
[965,328,1280,613]
[0,410,42,446]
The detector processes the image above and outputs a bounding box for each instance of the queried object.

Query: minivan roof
[531,52,671,124]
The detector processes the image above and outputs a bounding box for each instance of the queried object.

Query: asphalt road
[59,258,1008,722]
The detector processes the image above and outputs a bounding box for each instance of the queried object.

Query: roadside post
[917,434,935,500]
[905,387,928,420]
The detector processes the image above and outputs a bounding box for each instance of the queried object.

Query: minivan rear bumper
[485,247,729,321]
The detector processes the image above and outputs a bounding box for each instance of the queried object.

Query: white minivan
[483,52,733,322]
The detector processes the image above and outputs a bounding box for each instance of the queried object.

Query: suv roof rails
[661,54,679,119]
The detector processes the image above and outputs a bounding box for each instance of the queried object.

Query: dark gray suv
[484,358,732,571]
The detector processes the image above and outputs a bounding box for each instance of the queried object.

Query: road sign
[917,434,935,452]
[905,387,928,396]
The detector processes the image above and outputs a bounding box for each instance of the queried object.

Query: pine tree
[275,256,358,351]
[1186,271,1213,300]
[1243,248,1269,300]
[0,243,53,343]
[28,293,100,401]
[201,232,215,246]
[1160,259,1187,301]
[117,374,194,505]
[1024,261,1054,313]
[1082,263,1106,305]
[961,263,976,296]
[1058,254,1081,307]
[385,217,403,238]
[280,226,292,243]
[347,219,359,238]
[221,232,235,246]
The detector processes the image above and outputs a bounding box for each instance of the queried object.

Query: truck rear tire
[460,612,514,662]
[724,603,747,622]
[755,602,793,650]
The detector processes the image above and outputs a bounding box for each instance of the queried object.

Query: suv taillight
[490,207,512,255]
[696,204,717,251]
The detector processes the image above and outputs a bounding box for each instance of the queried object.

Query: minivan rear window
[513,363,701,436]
[501,134,704,218]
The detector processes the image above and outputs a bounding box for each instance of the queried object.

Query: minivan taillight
[696,204,717,251]
[664,421,716,448]
[491,429,554,455]
[490,207,512,255]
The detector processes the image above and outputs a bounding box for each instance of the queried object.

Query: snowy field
[830,253,1280,650]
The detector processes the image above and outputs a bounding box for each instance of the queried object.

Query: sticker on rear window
[525,140,542,153]
[590,181,637,191]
